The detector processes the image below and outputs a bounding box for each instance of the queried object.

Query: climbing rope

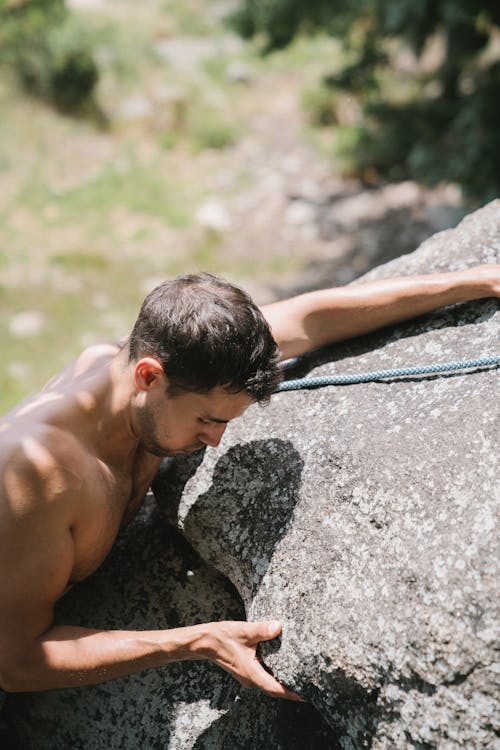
[275,355,500,392]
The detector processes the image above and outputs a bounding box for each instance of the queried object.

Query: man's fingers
[244,620,282,644]
[243,620,305,699]
[207,620,306,701]
[247,660,304,702]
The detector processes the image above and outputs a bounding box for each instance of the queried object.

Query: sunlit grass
[0,0,342,411]
[52,164,191,227]
[189,112,239,151]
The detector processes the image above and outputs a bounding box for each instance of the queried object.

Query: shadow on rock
[193,689,342,750]
[155,439,304,605]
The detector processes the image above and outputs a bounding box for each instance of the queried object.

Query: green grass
[53,164,190,227]
[50,252,110,270]
[254,32,343,73]
[0,0,348,412]
[189,111,239,151]
[161,0,217,37]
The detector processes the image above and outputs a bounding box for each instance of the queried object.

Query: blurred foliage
[231,0,500,204]
[301,82,339,126]
[190,116,238,151]
[0,0,98,112]
[231,0,337,51]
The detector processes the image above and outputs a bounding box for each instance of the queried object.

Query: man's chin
[183,445,206,455]
[143,442,181,458]
[166,446,205,457]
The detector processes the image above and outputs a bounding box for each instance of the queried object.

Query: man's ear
[134,357,165,391]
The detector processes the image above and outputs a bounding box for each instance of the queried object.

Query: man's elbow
[0,654,38,693]
[0,666,28,692]
[0,666,23,692]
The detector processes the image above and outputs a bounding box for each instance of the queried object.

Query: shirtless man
[0,265,499,702]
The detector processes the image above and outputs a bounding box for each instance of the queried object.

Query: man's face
[135,386,254,458]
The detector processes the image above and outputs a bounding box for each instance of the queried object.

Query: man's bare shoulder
[0,424,86,517]
[0,339,124,431]
[72,339,126,374]
[42,339,125,391]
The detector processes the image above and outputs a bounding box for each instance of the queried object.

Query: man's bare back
[0,266,498,699]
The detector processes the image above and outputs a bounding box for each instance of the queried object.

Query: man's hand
[197,620,303,701]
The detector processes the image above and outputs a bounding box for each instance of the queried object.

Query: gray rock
[3,202,499,749]
[153,200,500,748]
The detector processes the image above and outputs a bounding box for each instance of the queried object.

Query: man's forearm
[1,620,299,700]
[305,269,494,346]
[2,623,206,692]
[263,265,499,359]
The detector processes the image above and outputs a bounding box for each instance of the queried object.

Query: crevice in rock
[441,661,491,688]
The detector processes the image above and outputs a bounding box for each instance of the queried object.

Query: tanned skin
[0,265,498,698]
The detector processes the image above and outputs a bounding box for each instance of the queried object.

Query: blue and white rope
[275,355,500,392]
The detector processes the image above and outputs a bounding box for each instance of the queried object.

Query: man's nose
[199,423,227,448]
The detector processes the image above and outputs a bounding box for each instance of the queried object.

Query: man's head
[128,272,282,402]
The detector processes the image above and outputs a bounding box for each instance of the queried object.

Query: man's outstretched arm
[1,619,296,698]
[261,264,500,360]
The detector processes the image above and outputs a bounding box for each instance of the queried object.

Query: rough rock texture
[153,201,500,748]
[3,202,499,749]
[3,498,337,749]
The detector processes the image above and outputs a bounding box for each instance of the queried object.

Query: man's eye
[198,417,211,424]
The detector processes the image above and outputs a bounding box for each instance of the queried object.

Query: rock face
[153,201,500,748]
[3,202,499,749]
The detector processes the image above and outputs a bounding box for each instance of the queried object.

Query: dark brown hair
[128,273,282,402]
